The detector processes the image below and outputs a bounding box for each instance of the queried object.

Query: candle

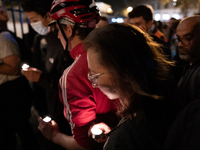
[91,126,103,135]
[22,63,29,70]
[43,116,52,122]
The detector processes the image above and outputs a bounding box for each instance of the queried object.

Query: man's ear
[146,20,153,29]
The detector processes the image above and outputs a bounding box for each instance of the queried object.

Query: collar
[70,43,85,59]
[107,116,129,136]
[190,58,200,67]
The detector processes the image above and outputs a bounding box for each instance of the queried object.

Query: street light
[127,6,133,13]
[107,7,113,13]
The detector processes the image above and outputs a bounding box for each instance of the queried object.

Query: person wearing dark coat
[164,15,200,150]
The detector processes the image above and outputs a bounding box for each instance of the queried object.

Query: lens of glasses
[175,38,190,46]
[88,72,98,87]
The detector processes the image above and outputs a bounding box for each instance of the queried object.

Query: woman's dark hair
[21,0,53,17]
[83,23,173,121]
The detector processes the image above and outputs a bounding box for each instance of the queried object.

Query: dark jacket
[163,99,200,150]
[178,60,200,107]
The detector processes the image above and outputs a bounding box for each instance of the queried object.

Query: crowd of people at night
[0,0,200,150]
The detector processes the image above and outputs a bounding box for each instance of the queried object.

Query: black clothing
[163,99,200,150]
[104,79,182,150]
[0,76,38,149]
[32,32,73,136]
[178,60,200,107]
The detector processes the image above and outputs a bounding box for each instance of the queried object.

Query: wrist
[52,132,62,144]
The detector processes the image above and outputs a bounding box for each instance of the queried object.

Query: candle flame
[43,116,51,122]
[22,64,29,70]
[91,126,102,135]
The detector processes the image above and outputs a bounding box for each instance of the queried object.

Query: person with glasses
[175,15,200,107]
[84,23,181,150]
[37,0,118,150]
[163,15,200,150]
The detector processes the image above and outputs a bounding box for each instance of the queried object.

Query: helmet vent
[70,8,88,16]
[51,2,79,15]
[81,15,93,19]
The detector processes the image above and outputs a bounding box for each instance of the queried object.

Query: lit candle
[91,125,107,141]
[22,63,29,70]
[91,126,103,135]
[43,116,52,122]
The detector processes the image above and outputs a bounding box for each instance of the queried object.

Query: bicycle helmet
[50,0,100,28]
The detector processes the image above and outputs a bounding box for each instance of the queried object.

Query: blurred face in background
[129,16,152,32]
[25,11,51,35]
[168,18,177,30]
[0,6,9,22]
[87,48,120,100]
[25,11,43,23]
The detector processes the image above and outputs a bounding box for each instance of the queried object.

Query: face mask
[30,21,50,35]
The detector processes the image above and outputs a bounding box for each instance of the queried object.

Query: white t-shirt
[0,31,20,85]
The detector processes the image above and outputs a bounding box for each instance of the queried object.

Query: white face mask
[30,21,50,35]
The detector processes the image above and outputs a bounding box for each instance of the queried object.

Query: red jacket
[59,43,118,149]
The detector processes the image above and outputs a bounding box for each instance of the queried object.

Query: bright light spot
[111,18,116,22]
[127,6,133,12]
[43,116,51,122]
[172,13,180,20]
[91,126,103,135]
[155,14,161,21]
[22,63,29,70]
[173,2,177,6]
[107,8,113,13]
[173,0,177,2]
[162,14,170,21]
[111,18,124,23]
[117,18,124,23]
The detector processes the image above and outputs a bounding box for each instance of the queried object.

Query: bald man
[163,16,200,150]
[175,15,200,107]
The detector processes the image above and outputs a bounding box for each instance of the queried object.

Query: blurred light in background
[107,7,113,13]
[162,14,170,21]
[96,2,112,14]
[111,18,124,23]
[172,13,180,20]
[155,14,161,21]
[173,0,177,6]
[127,6,133,13]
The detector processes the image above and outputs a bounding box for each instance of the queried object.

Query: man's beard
[179,53,191,62]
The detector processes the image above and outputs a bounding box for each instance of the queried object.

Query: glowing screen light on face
[43,116,52,122]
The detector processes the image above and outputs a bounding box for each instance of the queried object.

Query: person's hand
[21,67,42,82]
[88,122,111,143]
[139,25,147,33]
[38,117,60,141]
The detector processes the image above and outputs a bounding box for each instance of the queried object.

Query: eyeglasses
[88,72,108,88]
[175,36,200,47]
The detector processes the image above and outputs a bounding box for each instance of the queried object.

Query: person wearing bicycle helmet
[38,0,119,149]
